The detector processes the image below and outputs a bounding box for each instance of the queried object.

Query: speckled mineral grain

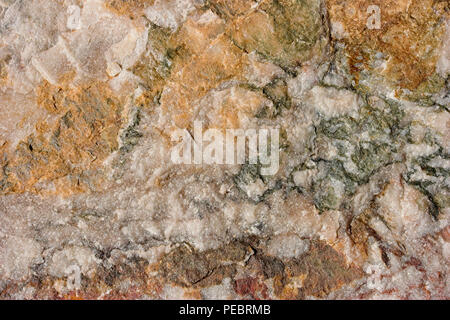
[0,0,449,300]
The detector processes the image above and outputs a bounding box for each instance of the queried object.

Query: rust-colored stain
[1,81,125,196]
[327,0,448,90]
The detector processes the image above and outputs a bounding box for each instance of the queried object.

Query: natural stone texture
[0,0,448,300]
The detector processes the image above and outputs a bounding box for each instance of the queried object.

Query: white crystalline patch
[109,70,140,92]
[287,65,319,99]
[160,284,186,299]
[331,21,348,40]
[242,179,267,200]
[0,236,43,281]
[330,177,345,200]
[386,266,424,296]
[196,9,220,24]
[66,5,81,30]
[266,235,310,259]
[41,0,145,82]
[244,52,285,87]
[293,169,317,189]
[62,19,132,79]
[106,61,122,77]
[201,278,234,299]
[0,0,144,152]
[282,107,315,156]
[404,143,440,160]
[375,179,435,243]
[0,90,51,152]
[0,0,70,92]
[305,86,360,118]
[31,37,75,85]
[404,104,450,149]
[145,0,196,31]
[193,85,271,129]
[364,263,387,292]
[80,0,123,28]
[267,191,340,243]
[443,242,450,260]
[48,246,100,278]
[437,19,450,78]
[1,0,68,63]
[428,157,450,170]
[105,27,148,71]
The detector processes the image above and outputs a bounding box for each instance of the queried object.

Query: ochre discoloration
[281,242,363,298]
[159,241,252,288]
[105,0,155,18]
[0,81,125,196]
[327,0,448,91]
[159,35,249,129]
[159,239,363,299]
[0,56,9,84]
[0,239,363,300]
[156,0,330,130]
[209,0,257,19]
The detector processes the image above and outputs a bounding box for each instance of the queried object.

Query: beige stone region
[194,86,271,129]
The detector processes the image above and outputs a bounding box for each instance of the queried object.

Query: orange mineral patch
[159,35,248,129]
[0,81,125,196]
[209,0,257,19]
[327,0,448,90]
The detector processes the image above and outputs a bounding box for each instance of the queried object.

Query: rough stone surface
[0,0,448,299]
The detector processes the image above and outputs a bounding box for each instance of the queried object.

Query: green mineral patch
[309,97,408,211]
[262,78,291,113]
[404,73,447,107]
[119,108,143,154]
[404,147,450,217]
[233,162,283,202]
[131,24,178,102]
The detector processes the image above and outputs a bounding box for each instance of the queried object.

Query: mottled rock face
[327,0,448,100]
[0,0,449,300]
[230,0,329,69]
